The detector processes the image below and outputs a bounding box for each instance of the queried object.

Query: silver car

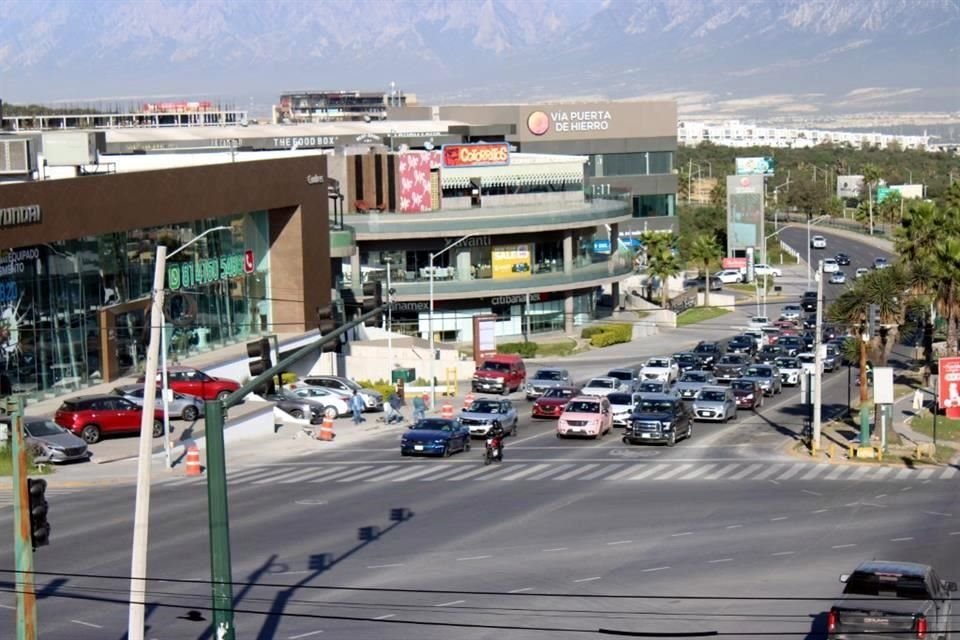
[674,370,717,401]
[0,416,91,463]
[112,384,204,422]
[524,367,572,400]
[302,376,383,411]
[740,364,782,396]
[691,386,737,422]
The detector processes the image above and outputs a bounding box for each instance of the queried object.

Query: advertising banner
[473,314,498,364]
[491,244,532,279]
[938,357,960,417]
[441,143,510,168]
[727,175,765,252]
[722,257,747,270]
[735,157,776,176]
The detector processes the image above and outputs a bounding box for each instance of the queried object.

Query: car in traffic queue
[0,416,91,463]
[756,344,784,365]
[775,356,803,386]
[302,375,384,411]
[139,366,240,401]
[581,376,621,398]
[774,320,799,333]
[798,352,817,376]
[803,313,818,330]
[801,290,818,313]
[606,366,642,392]
[622,394,693,447]
[636,379,676,395]
[400,418,471,457]
[834,252,851,266]
[673,352,705,373]
[742,329,766,349]
[54,394,166,444]
[730,379,764,410]
[801,331,817,351]
[713,353,753,383]
[639,357,679,384]
[824,345,841,372]
[470,353,526,395]
[674,370,718,401]
[779,305,803,322]
[285,385,351,417]
[829,271,847,285]
[727,334,757,357]
[531,386,578,419]
[777,335,805,357]
[822,258,840,273]
[262,390,327,424]
[556,395,613,439]
[459,397,518,437]
[693,341,724,369]
[112,383,204,422]
[761,326,782,345]
[607,392,641,428]
[691,386,738,423]
[740,364,782,396]
[811,234,827,249]
[748,315,772,331]
[524,367,573,400]
[855,267,870,279]
[874,256,891,270]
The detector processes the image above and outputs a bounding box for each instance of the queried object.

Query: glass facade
[633,194,676,218]
[0,211,270,397]
[585,151,673,177]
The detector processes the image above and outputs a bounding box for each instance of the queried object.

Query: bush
[581,326,606,339]
[588,323,633,348]
[497,342,538,358]
[356,379,397,399]
[280,372,298,386]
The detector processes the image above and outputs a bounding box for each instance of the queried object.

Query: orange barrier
[462,392,475,410]
[441,402,454,420]
[185,446,202,476]
[317,415,336,441]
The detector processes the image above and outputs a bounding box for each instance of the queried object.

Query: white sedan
[753,263,782,278]
[713,269,744,284]
[855,267,870,279]
[286,386,351,416]
[811,235,827,249]
[580,376,621,398]
[822,258,840,273]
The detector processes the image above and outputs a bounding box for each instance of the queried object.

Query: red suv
[54,394,165,444]
[139,366,240,401]
[471,354,526,395]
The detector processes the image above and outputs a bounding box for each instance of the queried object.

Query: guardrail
[779,240,800,262]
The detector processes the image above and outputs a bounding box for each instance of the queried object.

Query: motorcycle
[483,421,504,466]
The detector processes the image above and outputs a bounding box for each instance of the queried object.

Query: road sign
[873,366,894,404]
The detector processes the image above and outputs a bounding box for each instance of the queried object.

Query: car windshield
[718,355,742,364]
[587,379,615,388]
[25,420,65,437]
[607,370,632,381]
[638,400,676,413]
[646,359,669,368]
[480,361,511,372]
[694,344,715,353]
[760,346,780,354]
[413,419,453,432]
[681,372,708,382]
[542,388,574,399]
[534,370,564,380]
[745,367,771,377]
[698,390,727,402]
[775,358,799,368]
[798,354,815,363]
[780,337,801,345]
[469,401,502,414]
[607,393,632,405]
[565,400,600,413]
[639,382,664,392]
[730,380,755,391]
[842,572,932,600]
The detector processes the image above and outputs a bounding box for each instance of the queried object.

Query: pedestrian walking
[350,390,366,424]
[411,395,426,423]
[386,391,404,424]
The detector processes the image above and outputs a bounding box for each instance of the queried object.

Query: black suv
[777,335,805,357]
[673,352,704,373]
[801,291,818,313]
[623,394,692,447]
[727,334,757,356]
[693,341,724,369]
[756,344,784,364]
[713,354,752,383]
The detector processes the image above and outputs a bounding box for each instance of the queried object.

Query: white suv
[714,269,744,284]
[811,235,827,249]
[753,263,782,278]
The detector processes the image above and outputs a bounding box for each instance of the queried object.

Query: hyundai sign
[735,157,776,176]
[441,143,510,168]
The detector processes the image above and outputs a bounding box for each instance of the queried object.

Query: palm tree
[687,233,722,307]
[641,231,682,307]
[861,164,882,235]
[828,281,873,402]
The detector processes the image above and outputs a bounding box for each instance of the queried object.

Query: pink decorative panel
[398,152,433,213]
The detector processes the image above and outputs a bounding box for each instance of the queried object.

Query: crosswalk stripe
[444,465,500,481]
[704,463,740,480]
[581,464,625,481]
[307,466,375,483]
[870,467,891,480]
[252,467,332,484]
[499,464,552,481]
[776,465,804,480]
[607,465,644,480]
[276,467,345,484]
[679,464,716,480]
[850,466,872,480]
[338,466,403,483]
[730,463,764,480]
[654,464,693,480]
[228,466,276,481]
[753,465,783,480]
[895,468,913,480]
[918,469,934,480]
[629,464,668,480]
[801,465,828,480]
[553,464,601,480]
[825,466,847,480]
[527,464,575,480]
[942,467,958,479]
[419,466,477,482]
[390,466,449,482]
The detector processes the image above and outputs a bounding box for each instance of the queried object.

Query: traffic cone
[462,392,475,410]
[317,415,336,441]
[441,402,454,420]
[185,446,202,476]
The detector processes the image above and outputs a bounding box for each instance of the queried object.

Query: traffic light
[316,304,339,353]
[362,281,383,327]
[28,478,50,549]
[246,337,275,394]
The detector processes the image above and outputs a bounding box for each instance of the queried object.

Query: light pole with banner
[429,233,477,407]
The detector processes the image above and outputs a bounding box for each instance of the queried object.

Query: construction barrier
[441,402,454,420]
[186,446,202,476]
[317,415,336,441]
[463,392,475,410]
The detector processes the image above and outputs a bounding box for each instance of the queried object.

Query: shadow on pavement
[804,611,828,640]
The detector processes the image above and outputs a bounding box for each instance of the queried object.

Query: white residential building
[678,120,929,151]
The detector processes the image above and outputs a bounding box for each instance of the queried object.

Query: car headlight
[744,394,754,400]
[432,438,446,444]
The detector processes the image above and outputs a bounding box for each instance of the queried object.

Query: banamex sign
[441,143,510,168]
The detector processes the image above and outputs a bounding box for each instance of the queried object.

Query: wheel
[323,405,338,418]
[622,437,630,445]
[290,409,305,420]
[510,423,518,437]
[181,405,199,422]
[484,450,493,465]
[666,430,676,447]
[152,420,164,438]
[556,432,563,439]
[687,422,694,440]
[80,424,101,444]
[464,440,471,452]
[501,385,510,396]
[442,444,450,458]
[216,390,232,401]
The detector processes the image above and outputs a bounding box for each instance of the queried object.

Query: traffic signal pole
[9,396,37,640]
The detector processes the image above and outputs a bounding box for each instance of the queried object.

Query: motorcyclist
[486,421,505,461]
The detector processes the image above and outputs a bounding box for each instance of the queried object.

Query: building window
[648,151,673,174]
[633,194,676,218]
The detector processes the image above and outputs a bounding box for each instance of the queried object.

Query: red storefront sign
[441,143,510,168]
[722,257,747,270]
[939,357,960,418]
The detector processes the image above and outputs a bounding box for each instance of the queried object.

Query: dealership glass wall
[585,151,673,177]
[0,211,270,397]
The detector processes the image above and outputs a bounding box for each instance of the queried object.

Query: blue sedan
[400,418,471,457]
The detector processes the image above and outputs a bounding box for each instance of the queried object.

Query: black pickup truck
[828,560,956,639]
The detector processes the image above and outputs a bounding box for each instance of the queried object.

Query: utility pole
[204,399,235,640]
[687,159,692,204]
[812,259,825,453]
[9,395,37,640]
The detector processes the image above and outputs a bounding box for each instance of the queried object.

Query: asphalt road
[5,229,956,640]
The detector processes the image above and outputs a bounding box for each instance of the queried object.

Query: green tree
[641,231,683,307]
[861,164,883,234]
[709,179,726,209]
[677,165,691,203]
[686,233,722,307]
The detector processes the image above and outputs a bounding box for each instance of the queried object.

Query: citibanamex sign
[441,143,510,168]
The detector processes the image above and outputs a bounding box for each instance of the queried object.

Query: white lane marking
[553,464,601,480]
[573,576,602,583]
[252,467,336,485]
[851,466,872,480]
[654,464,694,480]
[372,614,395,621]
[628,464,668,480]
[704,463,741,480]
[0,603,14,610]
[336,466,402,483]
[825,466,847,480]
[641,566,670,573]
[942,467,958,479]
[276,570,310,576]
[227,466,276,481]
[771,551,796,556]
[433,600,465,607]
[456,555,492,561]
[726,524,743,529]
[918,468,935,480]
[811,508,829,514]
[925,511,952,517]
[707,558,734,564]
[832,543,857,549]
[289,631,325,639]
[71,620,104,629]
[498,464,551,481]
[367,563,405,569]
[901,486,913,491]
[949,531,960,536]
[870,467,891,480]
[770,516,788,521]
[443,466,499,481]
[418,466,479,482]
[304,466,376,483]
[670,531,693,537]
[390,466,450,482]
[581,463,625,480]
[276,467,344,484]
[527,464,575,480]
[730,463,763,480]
[802,490,822,496]
[890,537,914,542]
[606,540,633,546]
[608,465,645,480]
[542,547,568,552]
[801,465,829,480]
[875,494,888,499]
[508,587,534,593]
[753,465,783,480]
[679,463,716,480]
[896,469,913,480]
[776,465,804,480]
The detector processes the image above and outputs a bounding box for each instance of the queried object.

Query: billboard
[441,143,510,168]
[491,244,532,279]
[735,157,776,176]
[726,175,765,252]
[938,357,960,410]
[836,175,864,199]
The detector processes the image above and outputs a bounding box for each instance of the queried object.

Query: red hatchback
[140,366,240,401]
[54,394,165,444]
[532,386,578,419]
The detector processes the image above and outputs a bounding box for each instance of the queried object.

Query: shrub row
[497,341,539,358]
[584,323,633,348]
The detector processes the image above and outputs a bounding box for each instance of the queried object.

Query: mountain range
[0,0,957,124]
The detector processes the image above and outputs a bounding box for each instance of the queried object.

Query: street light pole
[385,256,393,364]
[806,214,828,287]
[813,259,825,452]
[428,233,477,407]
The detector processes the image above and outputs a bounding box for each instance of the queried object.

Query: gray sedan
[263,391,325,424]
[691,387,737,422]
[674,371,717,401]
[524,367,572,400]
[0,416,91,463]
[112,384,204,422]
[740,364,782,396]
